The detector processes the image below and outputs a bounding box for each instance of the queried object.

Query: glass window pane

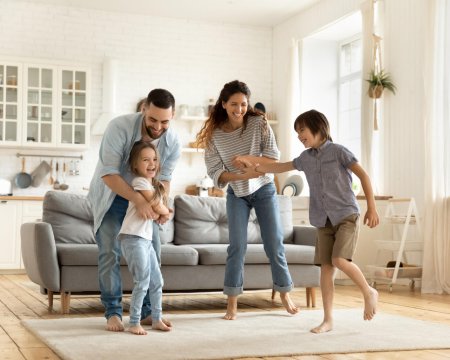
[74,125,85,144]
[75,93,85,107]
[5,121,17,141]
[42,90,52,105]
[62,92,72,106]
[6,66,18,85]
[5,104,17,119]
[27,123,38,142]
[75,109,85,123]
[41,69,52,88]
[0,121,3,140]
[0,65,4,85]
[40,123,52,142]
[62,71,72,90]
[75,72,86,90]
[6,88,17,102]
[28,68,39,87]
[61,124,72,144]
[42,106,52,121]
[61,108,72,123]
[28,90,39,104]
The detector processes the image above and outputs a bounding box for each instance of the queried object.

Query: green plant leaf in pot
[366,69,397,98]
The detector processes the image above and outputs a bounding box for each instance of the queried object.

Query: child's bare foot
[363,287,378,320]
[141,316,172,327]
[280,292,299,314]
[129,324,147,335]
[152,319,172,332]
[310,320,333,334]
[106,315,125,332]
[223,296,237,320]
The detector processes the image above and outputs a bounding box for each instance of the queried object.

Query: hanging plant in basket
[366,69,396,98]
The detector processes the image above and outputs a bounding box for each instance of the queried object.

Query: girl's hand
[364,208,379,228]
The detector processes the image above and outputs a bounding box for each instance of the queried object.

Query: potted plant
[366,69,397,98]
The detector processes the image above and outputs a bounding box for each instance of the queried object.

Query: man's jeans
[121,235,163,326]
[224,182,293,296]
[95,195,161,320]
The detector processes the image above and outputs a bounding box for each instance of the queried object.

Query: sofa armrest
[292,225,317,247]
[21,222,60,292]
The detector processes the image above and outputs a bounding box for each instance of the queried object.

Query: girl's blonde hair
[129,140,168,206]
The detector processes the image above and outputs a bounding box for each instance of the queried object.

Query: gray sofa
[21,191,319,314]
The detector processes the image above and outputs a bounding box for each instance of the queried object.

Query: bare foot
[280,292,299,315]
[106,315,124,332]
[152,319,172,332]
[363,287,378,320]
[223,296,237,320]
[310,320,333,334]
[141,316,172,327]
[129,324,147,335]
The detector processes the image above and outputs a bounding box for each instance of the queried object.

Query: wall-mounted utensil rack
[16,153,83,160]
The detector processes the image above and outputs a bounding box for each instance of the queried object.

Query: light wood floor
[1,274,450,360]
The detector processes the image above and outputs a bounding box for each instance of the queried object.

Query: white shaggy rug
[22,309,450,360]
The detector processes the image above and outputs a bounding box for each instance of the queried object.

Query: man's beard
[146,126,167,140]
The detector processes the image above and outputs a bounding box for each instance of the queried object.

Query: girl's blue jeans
[95,195,161,320]
[121,235,163,326]
[224,182,293,296]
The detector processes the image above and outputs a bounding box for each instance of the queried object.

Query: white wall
[0,0,273,195]
[273,0,429,213]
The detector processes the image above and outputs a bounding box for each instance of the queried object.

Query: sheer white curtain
[422,0,450,294]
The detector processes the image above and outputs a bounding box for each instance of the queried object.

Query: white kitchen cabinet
[0,62,22,146]
[0,199,43,271]
[0,199,22,269]
[0,58,90,149]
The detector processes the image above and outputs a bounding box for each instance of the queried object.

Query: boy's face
[295,126,324,149]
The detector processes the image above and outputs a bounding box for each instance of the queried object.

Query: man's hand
[134,197,159,220]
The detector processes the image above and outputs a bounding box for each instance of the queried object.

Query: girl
[195,80,298,320]
[118,140,172,335]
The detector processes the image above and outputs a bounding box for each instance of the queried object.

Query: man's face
[143,103,174,139]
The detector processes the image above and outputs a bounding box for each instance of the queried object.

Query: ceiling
[29,0,321,27]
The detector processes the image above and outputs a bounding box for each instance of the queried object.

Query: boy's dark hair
[293,109,333,142]
[146,89,175,110]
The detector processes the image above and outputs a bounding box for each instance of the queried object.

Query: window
[338,37,362,160]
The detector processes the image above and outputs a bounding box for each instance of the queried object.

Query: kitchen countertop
[0,185,88,201]
[0,195,45,201]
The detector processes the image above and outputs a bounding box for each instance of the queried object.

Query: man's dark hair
[146,89,175,109]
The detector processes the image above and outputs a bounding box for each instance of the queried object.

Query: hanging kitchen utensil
[31,160,51,187]
[53,161,60,189]
[14,157,32,189]
[60,161,69,190]
[49,159,54,185]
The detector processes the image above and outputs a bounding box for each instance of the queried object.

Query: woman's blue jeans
[95,195,161,320]
[224,182,293,296]
[121,236,163,326]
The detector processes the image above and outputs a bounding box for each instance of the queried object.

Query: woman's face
[222,92,248,123]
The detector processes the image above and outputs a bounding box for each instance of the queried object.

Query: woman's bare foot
[363,287,378,320]
[141,316,172,327]
[310,320,333,334]
[223,296,237,320]
[106,315,125,332]
[129,324,147,335]
[280,292,299,314]
[152,319,172,331]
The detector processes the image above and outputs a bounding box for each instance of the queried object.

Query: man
[87,89,181,331]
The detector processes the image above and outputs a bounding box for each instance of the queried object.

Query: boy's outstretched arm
[349,162,379,228]
[255,161,295,174]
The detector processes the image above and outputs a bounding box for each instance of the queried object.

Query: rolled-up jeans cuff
[273,283,293,293]
[223,286,243,296]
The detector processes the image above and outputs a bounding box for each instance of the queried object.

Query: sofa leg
[306,287,316,307]
[60,291,71,314]
[48,290,54,310]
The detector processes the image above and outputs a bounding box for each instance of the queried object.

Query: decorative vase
[369,85,384,99]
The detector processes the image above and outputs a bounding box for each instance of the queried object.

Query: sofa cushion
[161,244,198,265]
[43,191,95,244]
[159,198,175,244]
[173,194,293,245]
[188,243,315,266]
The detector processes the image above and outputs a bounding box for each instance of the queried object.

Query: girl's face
[296,126,324,149]
[222,92,248,123]
[134,147,158,179]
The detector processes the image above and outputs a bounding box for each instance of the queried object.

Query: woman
[195,80,298,320]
